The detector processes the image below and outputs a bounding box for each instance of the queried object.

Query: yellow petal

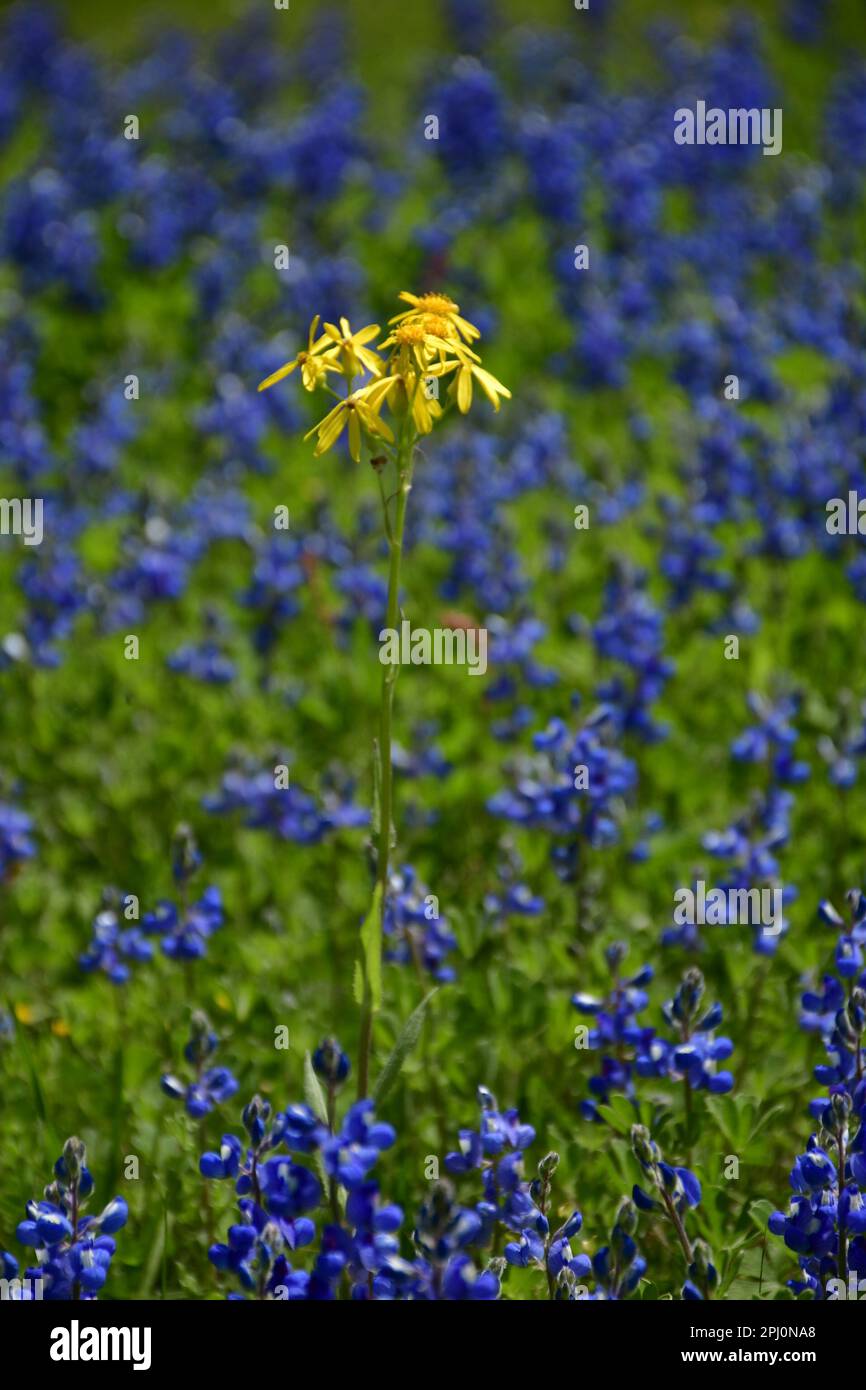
[412,391,432,434]
[316,409,347,454]
[258,359,297,392]
[348,409,362,462]
[425,359,461,378]
[306,399,343,445]
[454,313,481,342]
[362,376,398,409]
[473,365,512,409]
[456,364,473,414]
[301,361,321,391]
[360,405,394,443]
[357,348,384,377]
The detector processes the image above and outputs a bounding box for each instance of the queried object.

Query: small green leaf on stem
[303,1050,329,1126]
[372,988,439,1106]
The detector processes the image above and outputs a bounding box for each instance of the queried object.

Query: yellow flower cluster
[257,292,511,462]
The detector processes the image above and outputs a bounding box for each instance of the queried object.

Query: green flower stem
[837,1125,848,1286]
[357,427,416,1099]
[660,1186,694,1273]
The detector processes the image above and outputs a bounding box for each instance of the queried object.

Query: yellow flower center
[413,294,458,315]
[394,323,429,345]
[418,314,454,338]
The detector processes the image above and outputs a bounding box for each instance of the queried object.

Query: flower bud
[312,1037,350,1087]
[631,1124,658,1167]
[690,1238,718,1290]
[261,1220,283,1252]
[538,1151,560,1179]
[830,1091,852,1127]
[605,941,628,975]
[243,1095,271,1145]
[62,1136,87,1182]
[614,1195,638,1236]
[691,1239,713,1279]
[171,822,201,885]
[836,1007,859,1047]
[677,967,705,1021]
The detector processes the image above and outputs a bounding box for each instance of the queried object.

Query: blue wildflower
[161,1011,239,1118]
[1,1138,127,1299]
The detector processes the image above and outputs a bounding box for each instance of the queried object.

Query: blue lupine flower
[518,113,582,224]
[161,1011,239,1118]
[664,781,796,956]
[112,829,225,963]
[445,1086,535,1176]
[323,1101,396,1191]
[439,1252,501,1299]
[630,1125,703,1245]
[411,1180,499,1301]
[312,1038,351,1088]
[202,1095,325,1295]
[504,1152,592,1294]
[730,693,811,784]
[427,58,508,178]
[573,943,655,1121]
[1,1138,127,1300]
[0,797,35,880]
[142,884,224,961]
[683,1240,719,1301]
[488,706,638,884]
[575,956,734,1120]
[591,1197,647,1300]
[204,755,369,844]
[79,888,153,984]
[770,896,866,1295]
[167,640,236,684]
[208,1197,315,1293]
[383,865,457,982]
[638,969,735,1095]
[800,895,866,1096]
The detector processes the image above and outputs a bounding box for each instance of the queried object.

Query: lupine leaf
[595,1093,639,1136]
[747,1198,777,1232]
[373,988,438,1106]
[303,1050,329,1126]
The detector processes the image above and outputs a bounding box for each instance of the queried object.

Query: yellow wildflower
[305,387,394,463]
[364,371,442,435]
[378,320,456,377]
[258,315,339,393]
[389,291,481,345]
[322,317,384,379]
